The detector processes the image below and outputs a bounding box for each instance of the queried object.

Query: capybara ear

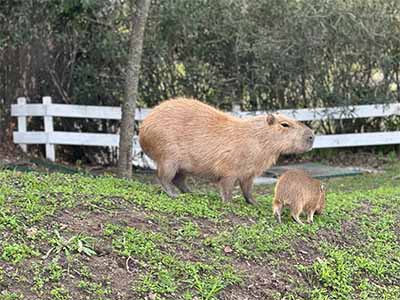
[266,114,275,125]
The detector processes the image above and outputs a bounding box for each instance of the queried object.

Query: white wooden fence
[11,96,400,166]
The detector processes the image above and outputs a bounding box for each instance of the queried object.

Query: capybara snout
[293,127,314,154]
[139,98,315,204]
[301,128,315,153]
[303,128,315,148]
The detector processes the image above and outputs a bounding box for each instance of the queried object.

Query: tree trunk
[117,0,151,178]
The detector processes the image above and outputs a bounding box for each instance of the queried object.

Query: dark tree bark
[117,0,151,178]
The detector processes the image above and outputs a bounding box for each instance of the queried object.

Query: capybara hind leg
[291,210,304,225]
[172,172,191,193]
[219,177,236,202]
[272,200,282,223]
[157,162,178,198]
[307,210,315,224]
[239,176,257,205]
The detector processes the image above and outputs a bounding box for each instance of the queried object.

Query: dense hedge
[1,0,399,160]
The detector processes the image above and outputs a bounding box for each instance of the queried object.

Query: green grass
[0,162,399,299]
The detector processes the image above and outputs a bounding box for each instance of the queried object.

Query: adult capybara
[139,97,314,204]
[272,169,325,224]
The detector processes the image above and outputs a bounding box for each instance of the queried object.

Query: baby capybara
[272,169,325,224]
[139,98,314,204]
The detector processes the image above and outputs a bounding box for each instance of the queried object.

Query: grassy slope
[0,162,399,300]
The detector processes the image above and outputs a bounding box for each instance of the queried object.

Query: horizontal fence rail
[11,102,151,121]
[235,103,400,121]
[12,101,400,122]
[11,97,400,164]
[313,132,400,148]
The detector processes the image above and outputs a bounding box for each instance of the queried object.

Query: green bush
[2,0,399,159]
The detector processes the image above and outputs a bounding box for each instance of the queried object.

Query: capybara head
[263,113,314,154]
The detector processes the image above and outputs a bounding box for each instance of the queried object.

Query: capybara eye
[280,122,290,128]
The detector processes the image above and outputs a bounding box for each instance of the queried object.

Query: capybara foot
[239,177,256,206]
[274,212,282,223]
[162,187,179,198]
[307,212,315,224]
[172,173,191,193]
[292,215,304,225]
[244,195,258,205]
[178,185,191,193]
[173,181,191,193]
[158,180,179,198]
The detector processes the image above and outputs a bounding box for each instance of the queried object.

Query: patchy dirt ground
[0,149,399,299]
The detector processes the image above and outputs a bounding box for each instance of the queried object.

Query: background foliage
[1,0,400,162]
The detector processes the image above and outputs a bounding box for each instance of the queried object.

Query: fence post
[232,103,241,117]
[17,97,28,152]
[43,96,55,161]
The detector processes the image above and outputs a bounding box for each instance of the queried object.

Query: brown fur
[272,169,326,224]
[139,97,314,203]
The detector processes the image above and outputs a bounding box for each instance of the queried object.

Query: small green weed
[45,230,96,258]
[177,221,201,239]
[0,292,23,300]
[1,243,39,264]
[50,287,71,300]
[78,280,112,299]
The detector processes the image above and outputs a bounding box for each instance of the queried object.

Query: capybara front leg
[272,200,282,223]
[157,162,178,198]
[172,172,191,193]
[219,177,236,202]
[239,176,257,205]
